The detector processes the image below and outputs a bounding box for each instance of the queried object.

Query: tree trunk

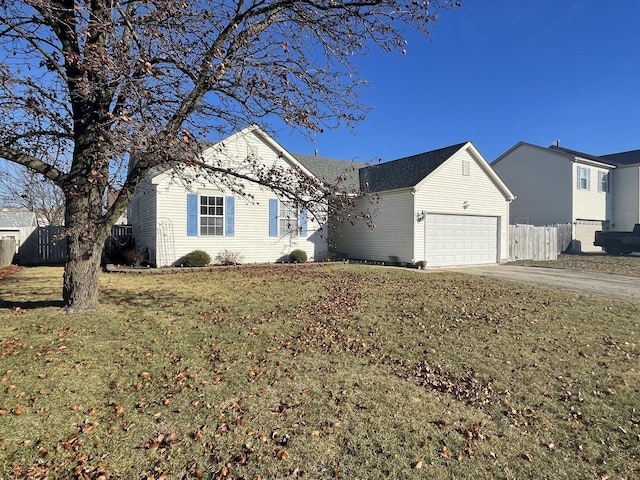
[62,188,109,312]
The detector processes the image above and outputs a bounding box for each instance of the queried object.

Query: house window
[598,171,609,193]
[577,166,590,190]
[279,201,299,236]
[200,195,224,236]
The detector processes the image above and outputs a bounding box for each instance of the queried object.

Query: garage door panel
[575,220,603,253]
[426,214,498,266]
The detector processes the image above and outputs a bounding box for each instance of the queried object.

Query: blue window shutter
[225,196,235,237]
[269,199,278,237]
[187,194,198,236]
[299,207,308,237]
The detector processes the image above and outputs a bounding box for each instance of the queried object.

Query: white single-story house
[492,143,640,252]
[128,126,328,267]
[297,142,515,267]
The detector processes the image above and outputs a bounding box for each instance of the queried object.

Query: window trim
[598,171,609,193]
[577,166,590,191]
[279,200,299,237]
[199,194,225,236]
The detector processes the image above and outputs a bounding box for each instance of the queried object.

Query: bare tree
[0,163,65,225]
[0,0,461,311]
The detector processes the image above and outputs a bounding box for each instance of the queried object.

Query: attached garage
[574,220,604,253]
[298,141,514,267]
[425,214,498,266]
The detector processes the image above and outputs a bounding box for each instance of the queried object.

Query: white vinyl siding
[415,148,508,264]
[130,128,327,266]
[331,145,511,266]
[493,144,573,225]
[573,165,610,224]
[611,165,640,231]
[127,178,157,257]
[331,190,415,263]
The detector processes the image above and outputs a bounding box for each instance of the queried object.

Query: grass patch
[510,253,640,276]
[1,264,638,479]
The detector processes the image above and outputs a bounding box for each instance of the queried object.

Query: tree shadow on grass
[0,298,66,310]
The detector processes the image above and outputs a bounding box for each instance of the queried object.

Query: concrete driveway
[445,265,640,302]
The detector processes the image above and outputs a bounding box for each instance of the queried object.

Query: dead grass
[0,264,638,479]
[510,253,640,276]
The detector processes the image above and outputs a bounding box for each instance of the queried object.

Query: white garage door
[574,220,604,253]
[425,214,498,266]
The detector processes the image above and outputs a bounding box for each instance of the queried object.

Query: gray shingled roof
[548,145,610,164]
[359,143,467,193]
[549,145,640,167]
[293,154,362,192]
[0,209,37,229]
[601,149,640,166]
[296,143,469,194]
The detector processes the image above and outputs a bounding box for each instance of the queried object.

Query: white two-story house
[493,142,640,252]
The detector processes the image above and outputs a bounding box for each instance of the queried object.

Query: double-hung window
[577,166,590,191]
[269,198,307,237]
[279,201,299,237]
[200,195,224,236]
[598,171,609,193]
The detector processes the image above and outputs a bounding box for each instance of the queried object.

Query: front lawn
[1,264,638,479]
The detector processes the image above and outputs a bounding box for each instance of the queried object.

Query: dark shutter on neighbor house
[225,196,235,237]
[269,198,278,237]
[187,193,198,236]
[299,207,308,237]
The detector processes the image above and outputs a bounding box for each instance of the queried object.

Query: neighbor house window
[200,195,224,236]
[577,166,590,190]
[598,171,609,193]
[279,201,299,236]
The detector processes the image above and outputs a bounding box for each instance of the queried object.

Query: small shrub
[180,250,211,267]
[215,250,243,266]
[122,248,145,267]
[289,249,308,263]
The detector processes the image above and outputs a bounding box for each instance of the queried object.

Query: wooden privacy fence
[18,225,133,266]
[510,224,559,261]
[20,226,68,265]
[0,238,16,268]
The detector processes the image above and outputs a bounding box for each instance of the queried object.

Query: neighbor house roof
[358,143,467,193]
[494,142,616,169]
[601,149,640,167]
[548,145,609,164]
[0,209,38,229]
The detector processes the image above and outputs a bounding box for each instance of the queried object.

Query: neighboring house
[492,142,639,252]
[0,208,38,260]
[106,188,128,225]
[128,126,328,267]
[297,142,515,267]
[600,149,640,233]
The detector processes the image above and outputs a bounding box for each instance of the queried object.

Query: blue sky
[274,0,640,164]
